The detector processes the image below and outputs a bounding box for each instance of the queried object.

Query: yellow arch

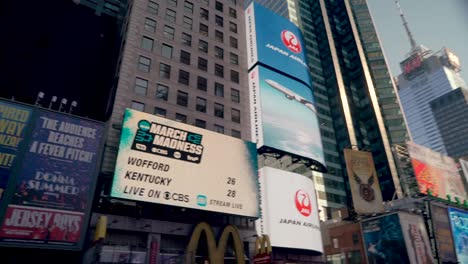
[255,235,272,255]
[186,222,246,264]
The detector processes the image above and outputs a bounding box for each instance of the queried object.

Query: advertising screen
[361,213,410,264]
[0,101,33,202]
[448,207,468,264]
[431,204,457,263]
[407,141,466,201]
[249,65,324,167]
[0,109,104,249]
[399,212,434,264]
[343,149,384,214]
[256,167,322,252]
[110,109,259,217]
[245,2,311,87]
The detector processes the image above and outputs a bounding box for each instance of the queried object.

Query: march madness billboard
[256,167,322,252]
[245,2,311,87]
[111,109,259,217]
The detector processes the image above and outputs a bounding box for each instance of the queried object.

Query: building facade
[430,87,468,159]
[246,0,407,214]
[397,47,466,155]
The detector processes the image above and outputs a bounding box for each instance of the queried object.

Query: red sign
[281,30,301,53]
[0,205,83,244]
[404,55,422,75]
[253,253,272,264]
[295,189,311,217]
[149,241,159,264]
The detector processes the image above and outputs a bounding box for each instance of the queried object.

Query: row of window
[131,101,241,138]
[149,0,237,15]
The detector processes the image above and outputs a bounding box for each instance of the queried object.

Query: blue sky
[367,0,468,82]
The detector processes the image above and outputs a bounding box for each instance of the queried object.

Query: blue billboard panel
[361,213,410,264]
[0,101,33,202]
[0,109,104,249]
[449,207,468,264]
[245,2,311,87]
[249,65,325,166]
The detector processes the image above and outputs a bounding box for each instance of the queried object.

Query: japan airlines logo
[281,30,302,53]
[295,189,311,216]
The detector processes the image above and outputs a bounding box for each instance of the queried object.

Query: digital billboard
[407,142,466,201]
[249,65,324,166]
[256,167,322,252]
[361,213,410,263]
[0,101,33,202]
[399,212,434,264]
[110,109,259,217]
[0,108,104,249]
[343,149,384,214]
[448,207,468,264]
[431,204,457,263]
[245,2,311,87]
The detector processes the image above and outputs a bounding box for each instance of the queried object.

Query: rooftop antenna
[395,0,417,51]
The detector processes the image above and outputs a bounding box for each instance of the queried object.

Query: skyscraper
[246,0,407,215]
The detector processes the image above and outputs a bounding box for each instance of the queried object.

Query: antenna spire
[395,0,417,51]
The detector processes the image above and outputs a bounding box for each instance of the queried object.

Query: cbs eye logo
[295,189,311,217]
[281,30,302,53]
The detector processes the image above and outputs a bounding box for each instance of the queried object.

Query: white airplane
[264,79,317,113]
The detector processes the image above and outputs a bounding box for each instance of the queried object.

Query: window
[184,1,193,13]
[198,57,208,71]
[156,84,169,100]
[229,8,237,18]
[214,125,224,134]
[201,0,209,5]
[165,9,176,22]
[183,16,192,29]
[215,15,223,27]
[163,25,175,40]
[159,63,171,79]
[198,40,208,53]
[148,1,159,14]
[215,30,224,42]
[214,82,224,97]
[228,0,236,5]
[154,107,166,117]
[231,108,240,123]
[200,8,209,20]
[161,44,173,59]
[167,0,177,7]
[135,78,148,95]
[231,88,240,102]
[230,36,238,48]
[144,18,157,32]
[180,50,191,65]
[229,22,237,33]
[214,46,224,59]
[141,36,154,51]
[197,76,207,91]
[131,101,145,112]
[229,53,239,65]
[196,97,207,112]
[230,70,239,83]
[178,70,190,85]
[175,113,187,123]
[214,103,224,118]
[195,119,206,128]
[215,64,224,77]
[177,91,188,107]
[181,33,192,46]
[215,1,223,12]
[231,129,241,138]
[137,56,151,72]
[199,23,208,36]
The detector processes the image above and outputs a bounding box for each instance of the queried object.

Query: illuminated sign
[403,54,422,75]
[448,207,468,263]
[111,109,259,217]
[257,167,322,252]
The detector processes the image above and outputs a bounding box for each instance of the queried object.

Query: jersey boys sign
[111,109,259,217]
[257,167,322,252]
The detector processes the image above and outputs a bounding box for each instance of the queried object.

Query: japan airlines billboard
[111,109,259,217]
[256,167,322,252]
